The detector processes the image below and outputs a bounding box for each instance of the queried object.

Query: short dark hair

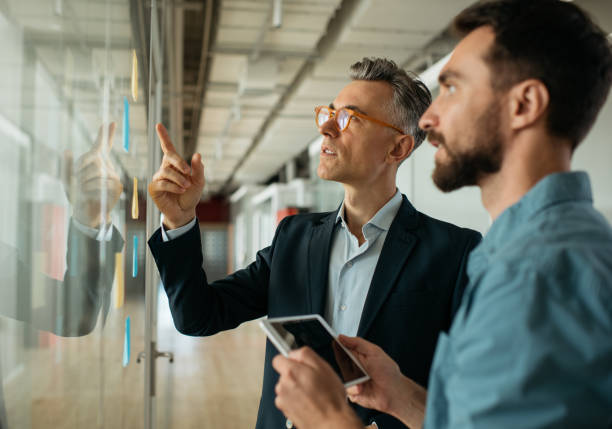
[349,58,432,149]
[453,0,612,149]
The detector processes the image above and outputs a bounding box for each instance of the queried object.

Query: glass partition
[0,0,151,427]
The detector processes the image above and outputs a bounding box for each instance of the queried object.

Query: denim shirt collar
[479,171,592,253]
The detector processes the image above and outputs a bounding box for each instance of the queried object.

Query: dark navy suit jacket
[148,195,482,428]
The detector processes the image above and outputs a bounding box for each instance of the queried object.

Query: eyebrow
[329,102,368,115]
[438,70,463,85]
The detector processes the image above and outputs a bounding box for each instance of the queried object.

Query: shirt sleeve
[443,261,612,428]
[160,214,197,242]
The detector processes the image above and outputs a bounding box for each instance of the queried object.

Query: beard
[430,102,504,192]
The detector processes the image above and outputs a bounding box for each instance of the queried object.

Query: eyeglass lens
[316,107,350,130]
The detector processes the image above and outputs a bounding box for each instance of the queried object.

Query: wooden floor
[1,291,267,429]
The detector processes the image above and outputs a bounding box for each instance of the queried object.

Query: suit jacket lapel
[308,211,337,315]
[357,196,419,337]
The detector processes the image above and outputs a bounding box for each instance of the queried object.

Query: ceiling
[2,0,611,198]
[196,0,474,195]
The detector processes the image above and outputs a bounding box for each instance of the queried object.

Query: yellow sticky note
[131,49,138,102]
[132,177,139,220]
[114,252,125,309]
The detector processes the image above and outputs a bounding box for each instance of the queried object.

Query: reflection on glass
[123,96,130,153]
[0,0,148,427]
[0,123,124,336]
[131,50,139,103]
[132,235,139,278]
[132,177,139,219]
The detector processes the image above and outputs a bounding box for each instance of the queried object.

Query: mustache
[427,131,445,145]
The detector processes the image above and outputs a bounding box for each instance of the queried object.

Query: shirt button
[347,261,353,267]
[340,304,347,311]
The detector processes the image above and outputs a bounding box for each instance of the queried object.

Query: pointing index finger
[156,123,190,173]
[156,123,176,154]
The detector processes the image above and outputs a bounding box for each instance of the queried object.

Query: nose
[318,116,340,139]
[418,103,438,132]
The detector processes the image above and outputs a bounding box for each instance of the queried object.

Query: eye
[447,84,457,94]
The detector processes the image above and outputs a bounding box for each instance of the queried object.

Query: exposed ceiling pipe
[165,1,185,155]
[219,0,370,195]
[174,8,184,155]
[419,51,452,91]
[271,0,282,29]
[214,2,281,161]
[185,0,218,160]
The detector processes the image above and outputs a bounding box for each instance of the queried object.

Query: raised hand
[63,122,123,228]
[148,123,205,229]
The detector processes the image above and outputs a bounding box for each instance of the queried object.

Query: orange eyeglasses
[314,105,404,134]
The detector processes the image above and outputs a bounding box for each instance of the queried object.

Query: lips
[427,132,445,149]
[321,144,337,156]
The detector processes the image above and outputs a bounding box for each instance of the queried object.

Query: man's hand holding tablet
[260,314,369,387]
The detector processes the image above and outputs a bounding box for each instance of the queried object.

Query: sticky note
[123,96,130,152]
[114,252,124,309]
[131,177,139,219]
[132,235,138,278]
[131,50,138,102]
[123,316,131,367]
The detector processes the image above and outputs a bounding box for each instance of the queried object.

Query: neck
[341,179,397,243]
[480,132,572,220]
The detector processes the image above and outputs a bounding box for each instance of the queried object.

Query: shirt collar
[482,171,592,249]
[335,189,402,232]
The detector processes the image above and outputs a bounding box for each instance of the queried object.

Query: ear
[508,79,550,131]
[388,134,415,164]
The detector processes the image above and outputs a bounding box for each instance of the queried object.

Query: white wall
[396,144,491,235]
[396,94,612,235]
[572,95,612,222]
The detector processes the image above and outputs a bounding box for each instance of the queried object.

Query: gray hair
[349,57,431,149]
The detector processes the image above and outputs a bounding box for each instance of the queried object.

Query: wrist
[389,376,426,429]
[322,404,363,429]
[163,214,195,230]
[385,376,412,419]
[73,206,108,229]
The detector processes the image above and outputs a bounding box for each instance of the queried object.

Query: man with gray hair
[147,57,481,429]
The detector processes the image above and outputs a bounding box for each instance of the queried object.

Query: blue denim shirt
[425,172,612,429]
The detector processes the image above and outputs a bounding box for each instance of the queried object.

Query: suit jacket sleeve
[148,218,287,336]
[0,219,124,337]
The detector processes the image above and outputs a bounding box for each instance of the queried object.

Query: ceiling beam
[184,0,220,159]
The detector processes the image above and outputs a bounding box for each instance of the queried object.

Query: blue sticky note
[123,316,131,367]
[132,235,138,277]
[123,96,130,152]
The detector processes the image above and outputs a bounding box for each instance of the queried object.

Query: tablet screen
[268,318,367,384]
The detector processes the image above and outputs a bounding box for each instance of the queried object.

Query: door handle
[136,349,174,363]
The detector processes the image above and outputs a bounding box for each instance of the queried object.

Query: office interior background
[0,0,610,428]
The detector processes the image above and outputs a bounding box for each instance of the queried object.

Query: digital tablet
[259,314,370,387]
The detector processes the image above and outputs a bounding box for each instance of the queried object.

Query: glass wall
[0,0,150,427]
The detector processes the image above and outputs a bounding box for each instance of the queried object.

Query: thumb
[190,153,205,187]
[338,335,373,354]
